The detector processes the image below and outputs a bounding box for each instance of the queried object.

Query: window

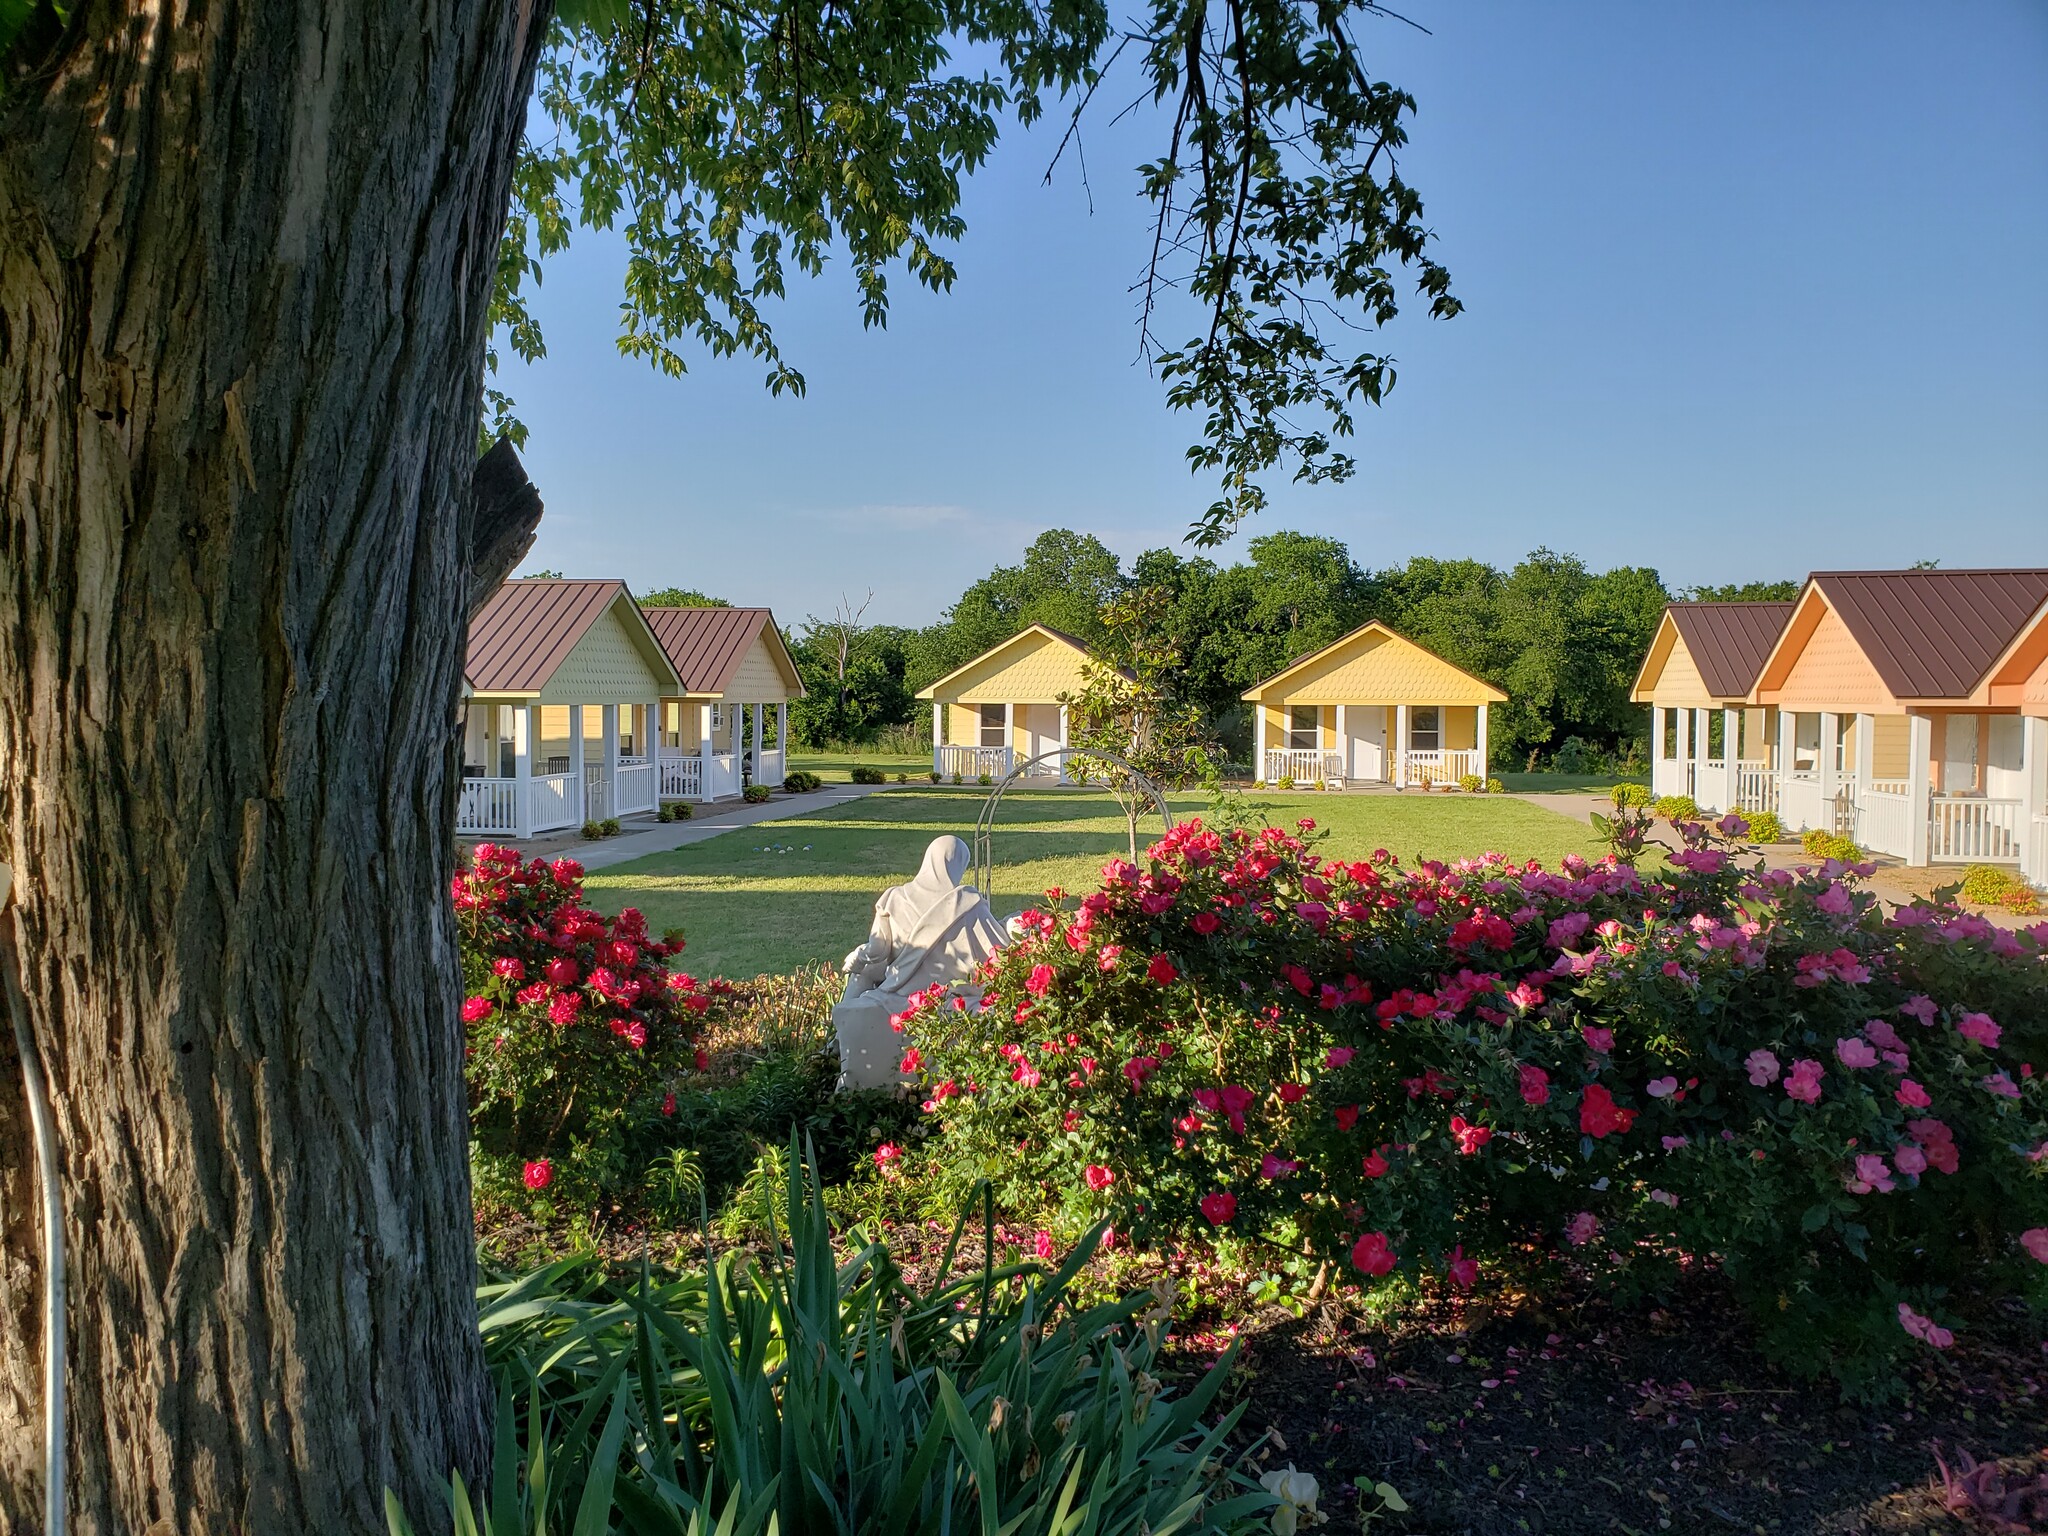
[1833,714,1851,774]
[1705,710,1725,761]
[1287,705,1320,751]
[1791,713,1821,775]
[1942,713,1979,795]
[661,700,683,750]
[1410,707,1440,752]
[1661,708,1679,760]
[979,703,1007,748]
[496,705,518,778]
[710,703,725,731]
[619,705,639,759]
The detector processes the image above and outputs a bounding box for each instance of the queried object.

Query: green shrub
[928,769,943,783]
[910,820,2048,1396]
[1458,773,1484,794]
[578,819,606,840]
[1551,736,1610,775]
[950,772,963,784]
[1276,775,1296,790]
[977,772,993,786]
[657,800,693,823]
[895,772,909,783]
[1800,828,1862,863]
[1485,778,1506,795]
[601,816,621,836]
[1741,807,1784,843]
[1652,793,1699,822]
[396,1150,1278,1536]
[850,765,886,785]
[1608,782,1652,809]
[1960,865,2020,906]
[742,783,773,804]
[781,770,824,793]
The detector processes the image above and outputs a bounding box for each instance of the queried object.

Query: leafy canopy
[496,0,1460,540]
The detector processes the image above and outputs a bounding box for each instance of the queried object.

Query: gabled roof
[1633,601,1793,702]
[1240,620,1507,704]
[642,606,805,697]
[914,624,1115,701]
[465,579,680,695]
[1767,570,2048,701]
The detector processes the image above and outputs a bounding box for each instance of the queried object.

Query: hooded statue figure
[834,834,1009,1089]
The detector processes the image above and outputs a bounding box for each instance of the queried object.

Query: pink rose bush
[908,817,2048,1391]
[457,843,712,1207]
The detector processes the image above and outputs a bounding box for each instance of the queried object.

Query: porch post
[514,703,534,839]
[1057,703,1070,784]
[603,705,620,819]
[2021,715,2047,890]
[1906,711,1933,866]
[1004,701,1015,773]
[752,699,765,779]
[1476,705,1489,785]
[931,701,944,775]
[1395,704,1410,788]
[1253,699,1267,785]
[1721,707,1739,811]
[1334,704,1347,785]
[568,704,585,824]
[699,702,714,800]
[1855,712,1874,788]
[1817,711,1838,831]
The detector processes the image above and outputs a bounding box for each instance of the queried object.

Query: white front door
[1346,709,1386,782]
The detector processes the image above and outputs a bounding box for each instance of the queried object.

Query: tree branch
[466,437,546,618]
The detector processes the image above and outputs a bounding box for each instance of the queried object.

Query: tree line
[772,531,1799,770]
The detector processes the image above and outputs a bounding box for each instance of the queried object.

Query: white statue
[834,834,1009,1090]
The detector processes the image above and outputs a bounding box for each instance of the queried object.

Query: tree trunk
[0,2,548,1529]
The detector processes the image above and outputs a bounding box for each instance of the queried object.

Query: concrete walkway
[470,782,895,872]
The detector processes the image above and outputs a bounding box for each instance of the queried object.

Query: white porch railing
[1403,749,1481,787]
[2028,816,2048,892]
[756,748,785,786]
[456,778,521,836]
[658,752,702,800]
[937,744,1011,780]
[1855,785,1912,859]
[706,752,741,800]
[1263,748,1343,786]
[529,772,577,834]
[615,758,656,815]
[1734,761,1777,813]
[1929,796,2023,864]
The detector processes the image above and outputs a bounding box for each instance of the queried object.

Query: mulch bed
[1170,1274,2046,1535]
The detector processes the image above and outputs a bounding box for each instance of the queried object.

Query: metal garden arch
[970,748,1174,894]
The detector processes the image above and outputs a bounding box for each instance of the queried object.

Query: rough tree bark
[0,2,549,1529]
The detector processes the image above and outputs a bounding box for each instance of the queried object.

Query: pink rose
[1351,1231,1396,1277]
[1325,1046,1356,1070]
[1894,1078,1931,1108]
[1784,1059,1824,1104]
[2021,1228,2048,1265]
[1083,1164,1115,1191]
[1957,1012,2001,1050]
[1518,1064,1551,1106]
[1565,1211,1599,1247]
[1745,1049,1780,1087]
[1200,1191,1237,1225]
[1835,1037,1879,1070]
[1893,1142,1927,1177]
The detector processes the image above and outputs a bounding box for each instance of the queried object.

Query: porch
[457,700,664,839]
[657,699,791,803]
[931,701,1070,782]
[1255,702,1489,790]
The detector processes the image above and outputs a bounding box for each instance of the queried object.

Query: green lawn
[1494,771,1648,795]
[786,749,931,782]
[585,786,1608,980]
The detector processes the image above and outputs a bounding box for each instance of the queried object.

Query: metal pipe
[0,861,64,1536]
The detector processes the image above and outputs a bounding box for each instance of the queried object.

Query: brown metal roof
[1665,602,1795,699]
[1812,569,2048,698]
[465,579,625,693]
[643,606,797,696]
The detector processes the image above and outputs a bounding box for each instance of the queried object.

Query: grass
[585,785,1609,978]
[787,749,931,782]
[1495,770,1648,794]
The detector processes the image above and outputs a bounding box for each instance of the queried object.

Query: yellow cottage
[915,625,1097,781]
[1242,622,1506,789]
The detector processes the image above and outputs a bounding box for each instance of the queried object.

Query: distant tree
[1682,580,1799,601]
[904,530,1128,694]
[639,586,731,607]
[787,598,915,746]
[520,567,566,580]
[1061,588,1217,859]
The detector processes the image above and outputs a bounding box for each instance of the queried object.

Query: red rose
[1191,911,1222,935]
[1200,1191,1237,1225]
[1083,1164,1115,1191]
[1351,1230,1396,1276]
[1146,954,1179,986]
[522,1159,553,1191]
[461,996,494,1024]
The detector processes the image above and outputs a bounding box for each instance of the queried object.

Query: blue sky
[501,0,2048,628]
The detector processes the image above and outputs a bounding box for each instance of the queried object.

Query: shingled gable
[464,578,679,695]
[641,606,805,698]
[1631,602,1794,703]
[1756,569,2048,703]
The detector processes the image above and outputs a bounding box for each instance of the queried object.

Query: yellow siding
[1445,706,1477,751]
[1257,627,1500,705]
[949,703,989,744]
[1645,631,1716,707]
[721,632,800,702]
[1872,714,1910,779]
[539,601,672,704]
[937,631,1094,704]
[1769,603,1897,712]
